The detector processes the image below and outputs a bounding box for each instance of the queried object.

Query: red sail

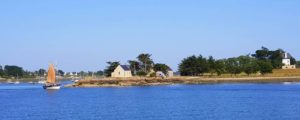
[47,64,56,84]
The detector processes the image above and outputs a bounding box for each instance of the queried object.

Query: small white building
[282,52,296,69]
[156,68,174,78]
[167,68,174,77]
[156,71,166,78]
[111,65,132,78]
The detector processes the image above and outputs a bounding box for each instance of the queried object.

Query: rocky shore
[66,76,300,87]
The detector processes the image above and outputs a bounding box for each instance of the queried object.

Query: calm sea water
[1,82,300,120]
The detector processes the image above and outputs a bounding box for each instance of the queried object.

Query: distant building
[111,65,132,78]
[282,52,296,69]
[167,68,174,77]
[156,68,174,78]
[156,71,166,78]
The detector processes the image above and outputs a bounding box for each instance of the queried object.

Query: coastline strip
[67,76,300,87]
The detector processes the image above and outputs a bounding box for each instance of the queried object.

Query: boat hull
[43,84,61,90]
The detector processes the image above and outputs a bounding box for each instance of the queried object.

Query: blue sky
[0,0,299,72]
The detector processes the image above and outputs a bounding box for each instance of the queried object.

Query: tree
[268,49,284,69]
[79,71,88,77]
[214,60,225,76]
[244,63,259,75]
[4,65,24,78]
[224,58,242,75]
[37,69,46,76]
[257,60,273,75]
[0,65,4,77]
[207,56,216,75]
[153,63,170,74]
[179,55,197,76]
[137,53,154,73]
[104,61,120,77]
[95,70,104,76]
[241,57,260,75]
[23,71,35,78]
[297,61,300,68]
[252,46,270,60]
[57,70,64,76]
[291,57,297,65]
[128,60,140,75]
[88,71,94,76]
[179,55,209,76]
[136,71,147,77]
[237,55,259,75]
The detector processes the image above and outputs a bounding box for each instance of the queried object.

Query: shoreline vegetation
[67,76,300,88]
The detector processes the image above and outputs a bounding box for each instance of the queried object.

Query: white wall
[282,59,291,66]
[111,65,132,78]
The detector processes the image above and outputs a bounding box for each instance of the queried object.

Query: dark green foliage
[137,53,154,73]
[257,60,273,75]
[128,53,170,77]
[128,60,140,75]
[207,56,216,75]
[252,47,269,60]
[238,55,260,75]
[214,60,225,76]
[244,57,259,75]
[268,49,284,69]
[224,58,242,75]
[96,70,104,76]
[297,61,300,68]
[38,69,46,76]
[104,61,120,77]
[179,55,209,76]
[207,56,226,76]
[179,54,270,76]
[0,65,4,77]
[23,71,35,78]
[291,58,297,65]
[153,63,170,74]
[57,70,64,76]
[136,71,147,76]
[4,65,24,77]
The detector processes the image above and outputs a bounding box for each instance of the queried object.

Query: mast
[47,64,56,84]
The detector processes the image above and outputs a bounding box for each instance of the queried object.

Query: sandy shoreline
[66,76,300,87]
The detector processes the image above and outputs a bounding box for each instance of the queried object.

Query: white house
[282,52,296,69]
[111,65,132,78]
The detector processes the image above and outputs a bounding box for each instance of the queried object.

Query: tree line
[179,47,297,76]
[104,53,171,77]
[0,65,65,79]
[0,65,39,79]
[0,65,104,79]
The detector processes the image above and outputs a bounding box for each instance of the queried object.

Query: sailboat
[43,64,61,90]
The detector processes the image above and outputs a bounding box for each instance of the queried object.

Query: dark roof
[120,65,131,71]
[282,52,292,59]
